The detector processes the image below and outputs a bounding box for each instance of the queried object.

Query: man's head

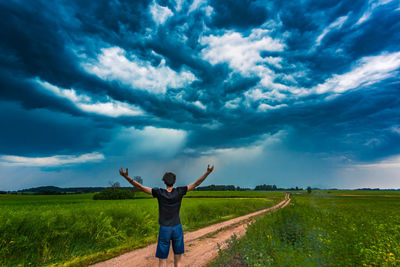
[162,172,176,187]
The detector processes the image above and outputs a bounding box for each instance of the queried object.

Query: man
[119,164,214,267]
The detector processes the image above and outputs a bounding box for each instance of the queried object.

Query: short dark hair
[162,172,176,187]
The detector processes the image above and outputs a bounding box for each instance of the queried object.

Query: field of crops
[0,191,282,266]
[209,192,400,266]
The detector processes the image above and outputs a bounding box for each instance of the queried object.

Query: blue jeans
[156,223,184,259]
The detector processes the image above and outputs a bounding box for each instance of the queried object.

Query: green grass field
[0,191,282,267]
[209,191,400,266]
[318,190,400,196]
[133,190,284,198]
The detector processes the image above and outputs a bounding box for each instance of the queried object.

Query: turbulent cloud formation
[36,78,144,117]
[0,153,104,167]
[82,47,197,94]
[1,0,400,190]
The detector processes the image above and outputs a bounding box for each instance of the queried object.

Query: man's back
[119,165,214,266]
[152,186,188,226]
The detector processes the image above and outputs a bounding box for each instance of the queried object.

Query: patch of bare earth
[91,194,291,267]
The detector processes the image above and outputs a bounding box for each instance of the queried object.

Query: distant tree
[93,188,134,200]
[130,176,144,192]
[307,186,312,194]
[109,181,120,188]
[134,176,143,184]
[295,186,299,190]
[254,184,278,191]
[194,184,236,191]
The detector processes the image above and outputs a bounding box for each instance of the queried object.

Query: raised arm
[119,168,152,195]
[187,164,214,191]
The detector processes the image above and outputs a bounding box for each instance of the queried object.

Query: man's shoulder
[152,187,163,197]
[176,186,188,191]
[177,186,188,195]
[152,187,168,191]
[176,186,187,189]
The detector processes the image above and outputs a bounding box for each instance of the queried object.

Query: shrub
[93,188,134,200]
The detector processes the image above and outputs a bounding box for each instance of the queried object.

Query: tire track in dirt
[91,194,291,267]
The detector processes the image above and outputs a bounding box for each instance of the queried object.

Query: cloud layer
[1,0,400,189]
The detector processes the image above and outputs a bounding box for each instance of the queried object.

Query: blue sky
[1,0,400,190]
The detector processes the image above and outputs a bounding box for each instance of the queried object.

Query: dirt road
[92,194,291,267]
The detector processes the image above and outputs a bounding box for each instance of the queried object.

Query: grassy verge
[209,193,400,266]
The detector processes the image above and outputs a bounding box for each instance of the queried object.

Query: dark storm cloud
[0,1,79,87]
[208,0,270,29]
[263,0,400,88]
[72,0,152,37]
[0,0,204,131]
[280,82,400,162]
[1,0,400,168]
[0,68,80,115]
[346,4,400,57]
[187,76,400,162]
[0,101,113,156]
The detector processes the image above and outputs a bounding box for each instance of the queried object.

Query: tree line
[2,178,313,195]
[195,184,307,191]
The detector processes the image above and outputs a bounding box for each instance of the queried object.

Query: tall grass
[209,193,400,266]
[0,192,281,266]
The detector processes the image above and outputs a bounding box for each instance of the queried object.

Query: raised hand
[206,164,214,174]
[188,164,214,191]
[119,168,129,178]
[118,168,152,195]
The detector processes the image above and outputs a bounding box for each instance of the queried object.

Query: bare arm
[119,168,152,195]
[187,164,214,191]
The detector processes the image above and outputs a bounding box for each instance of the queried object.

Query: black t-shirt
[152,186,188,226]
